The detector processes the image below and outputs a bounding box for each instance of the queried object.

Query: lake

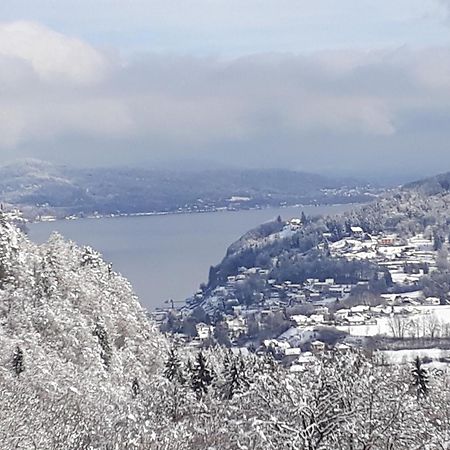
[29,205,354,310]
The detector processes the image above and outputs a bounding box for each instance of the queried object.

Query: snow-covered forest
[1,213,449,449]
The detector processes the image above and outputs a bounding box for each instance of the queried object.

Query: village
[155,217,450,371]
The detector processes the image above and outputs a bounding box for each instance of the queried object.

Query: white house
[311,340,326,352]
[335,309,351,321]
[226,316,247,337]
[196,322,213,340]
[425,297,441,305]
[309,314,325,324]
[285,347,302,356]
[350,226,364,239]
[290,314,308,325]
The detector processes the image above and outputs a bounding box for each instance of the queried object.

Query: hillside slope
[403,172,450,195]
[202,170,450,296]
[1,211,450,449]
[0,159,379,219]
[0,214,168,448]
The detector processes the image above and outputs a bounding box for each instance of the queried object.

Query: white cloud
[1,21,450,174]
[0,21,109,84]
[0,22,129,148]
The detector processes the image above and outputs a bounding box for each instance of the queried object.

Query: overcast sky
[1,1,450,178]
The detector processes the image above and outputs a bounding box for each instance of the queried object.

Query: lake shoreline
[34,200,365,224]
[29,204,360,309]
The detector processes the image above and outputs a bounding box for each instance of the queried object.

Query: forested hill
[2,212,450,448]
[0,159,379,220]
[403,171,450,195]
[206,170,450,290]
[0,211,170,447]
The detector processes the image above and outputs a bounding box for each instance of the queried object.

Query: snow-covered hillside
[2,213,450,450]
[0,214,168,448]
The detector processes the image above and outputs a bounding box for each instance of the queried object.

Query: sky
[1,1,450,179]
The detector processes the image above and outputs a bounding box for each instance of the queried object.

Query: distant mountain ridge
[403,171,450,195]
[0,159,380,220]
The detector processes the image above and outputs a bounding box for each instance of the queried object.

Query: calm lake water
[29,205,354,310]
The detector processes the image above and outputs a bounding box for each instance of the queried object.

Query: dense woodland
[2,175,450,448]
[0,208,447,448]
[0,159,374,220]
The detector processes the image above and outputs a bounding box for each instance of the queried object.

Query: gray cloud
[2,21,450,177]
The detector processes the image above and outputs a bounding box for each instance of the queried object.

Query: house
[350,305,370,314]
[263,339,291,356]
[378,235,398,246]
[309,314,325,324]
[315,306,330,315]
[290,364,305,373]
[335,343,351,353]
[311,282,331,294]
[335,309,351,321]
[311,340,326,353]
[350,226,364,239]
[290,352,316,371]
[288,218,302,230]
[309,293,322,302]
[196,323,213,340]
[231,347,250,357]
[290,314,308,325]
[226,316,247,337]
[345,313,367,325]
[285,347,302,356]
[297,352,316,364]
[371,305,393,316]
[289,218,302,226]
[425,297,441,305]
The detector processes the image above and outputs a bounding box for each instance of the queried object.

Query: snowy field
[336,305,450,338]
[379,348,450,369]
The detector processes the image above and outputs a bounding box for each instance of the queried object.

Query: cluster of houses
[329,230,440,287]
[189,271,357,314]
[155,220,450,367]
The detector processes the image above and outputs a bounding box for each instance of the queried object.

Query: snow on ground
[279,326,316,346]
[380,348,450,365]
[377,246,406,258]
[337,305,450,338]
[336,321,389,337]
[276,227,296,240]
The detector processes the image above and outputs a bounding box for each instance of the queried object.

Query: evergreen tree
[164,347,185,384]
[411,356,429,400]
[213,321,231,347]
[12,346,24,377]
[221,351,249,400]
[433,230,444,251]
[165,351,188,422]
[93,323,112,368]
[301,211,308,225]
[190,351,213,399]
[131,377,140,398]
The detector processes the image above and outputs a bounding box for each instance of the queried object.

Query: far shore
[32,200,366,224]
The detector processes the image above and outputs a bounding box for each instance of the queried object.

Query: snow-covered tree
[12,345,24,377]
[190,351,214,400]
[164,347,185,384]
[411,356,429,400]
[220,351,249,400]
